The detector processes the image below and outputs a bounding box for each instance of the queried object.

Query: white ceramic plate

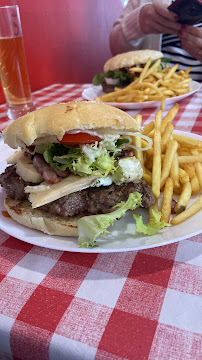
[82,81,201,110]
[0,131,201,253]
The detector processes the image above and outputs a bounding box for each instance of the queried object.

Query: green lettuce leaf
[47,138,120,178]
[78,197,171,248]
[116,138,129,147]
[43,143,70,170]
[133,209,171,236]
[150,57,172,70]
[92,72,105,86]
[92,69,133,87]
[105,70,132,86]
[78,192,143,248]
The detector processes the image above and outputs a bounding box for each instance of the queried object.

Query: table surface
[0,84,201,360]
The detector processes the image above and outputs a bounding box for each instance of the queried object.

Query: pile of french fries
[132,103,202,226]
[95,58,192,103]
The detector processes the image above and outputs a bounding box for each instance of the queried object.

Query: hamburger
[92,49,167,93]
[0,101,156,246]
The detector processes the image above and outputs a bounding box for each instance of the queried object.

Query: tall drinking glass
[0,5,35,120]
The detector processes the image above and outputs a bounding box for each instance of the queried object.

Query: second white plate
[82,81,201,110]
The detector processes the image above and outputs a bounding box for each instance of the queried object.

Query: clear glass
[0,5,35,120]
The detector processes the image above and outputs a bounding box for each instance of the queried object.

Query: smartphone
[168,0,202,25]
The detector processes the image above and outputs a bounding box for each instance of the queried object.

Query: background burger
[0,101,156,245]
[92,49,171,93]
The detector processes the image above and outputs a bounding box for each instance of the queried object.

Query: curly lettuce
[78,192,143,248]
[78,193,170,248]
[43,137,124,178]
[133,209,171,236]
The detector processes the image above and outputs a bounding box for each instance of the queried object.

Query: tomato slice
[59,132,102,146]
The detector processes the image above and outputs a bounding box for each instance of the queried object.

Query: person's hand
[140,0,181,35]
[179,26,202,63]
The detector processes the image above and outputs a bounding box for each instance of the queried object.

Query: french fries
[173,134,202,148]
[161,178,174,223]
[191,175,200,194]
[179,168,189,185]
[170,153,180,191]
[190,149,202,187]
[161,104,179,134]
[195,162,202,188]
[132,115,145,173]
[178,154,202,164]
[160,140,178,189]
[142,121,154,136]
[174,182,192,214]
[161,123,175,149]
[152,110,162,199]
[94,59,192,103]
[171,196,202,225]
[138,104,202,226]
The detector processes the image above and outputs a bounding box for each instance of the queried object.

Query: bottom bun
[4,196,80,237]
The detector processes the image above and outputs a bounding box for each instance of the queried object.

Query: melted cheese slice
[7,150,24,164]
[25,175,97,208]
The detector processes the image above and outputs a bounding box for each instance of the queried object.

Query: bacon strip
[33,155,69,184]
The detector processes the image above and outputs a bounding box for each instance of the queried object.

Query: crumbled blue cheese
[112,156,143,185]
[92,176,113,187]
[91,156,143,188]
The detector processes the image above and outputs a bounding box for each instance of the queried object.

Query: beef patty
[0,165,155,217]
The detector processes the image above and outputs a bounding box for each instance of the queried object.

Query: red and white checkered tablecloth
[0,84,201,360]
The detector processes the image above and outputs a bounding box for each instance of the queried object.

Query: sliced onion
[120,132,153,151]
[104,77,119,85]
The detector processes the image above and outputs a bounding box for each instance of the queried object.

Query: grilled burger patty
[101,80,127,94]
[102,81,117,94]
[0,165,154,217]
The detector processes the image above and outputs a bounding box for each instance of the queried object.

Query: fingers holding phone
[168,0,202,25]
[179,26,202,62]
[140,0,181,35]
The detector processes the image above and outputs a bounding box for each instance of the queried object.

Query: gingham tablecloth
[0,84,201,360]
